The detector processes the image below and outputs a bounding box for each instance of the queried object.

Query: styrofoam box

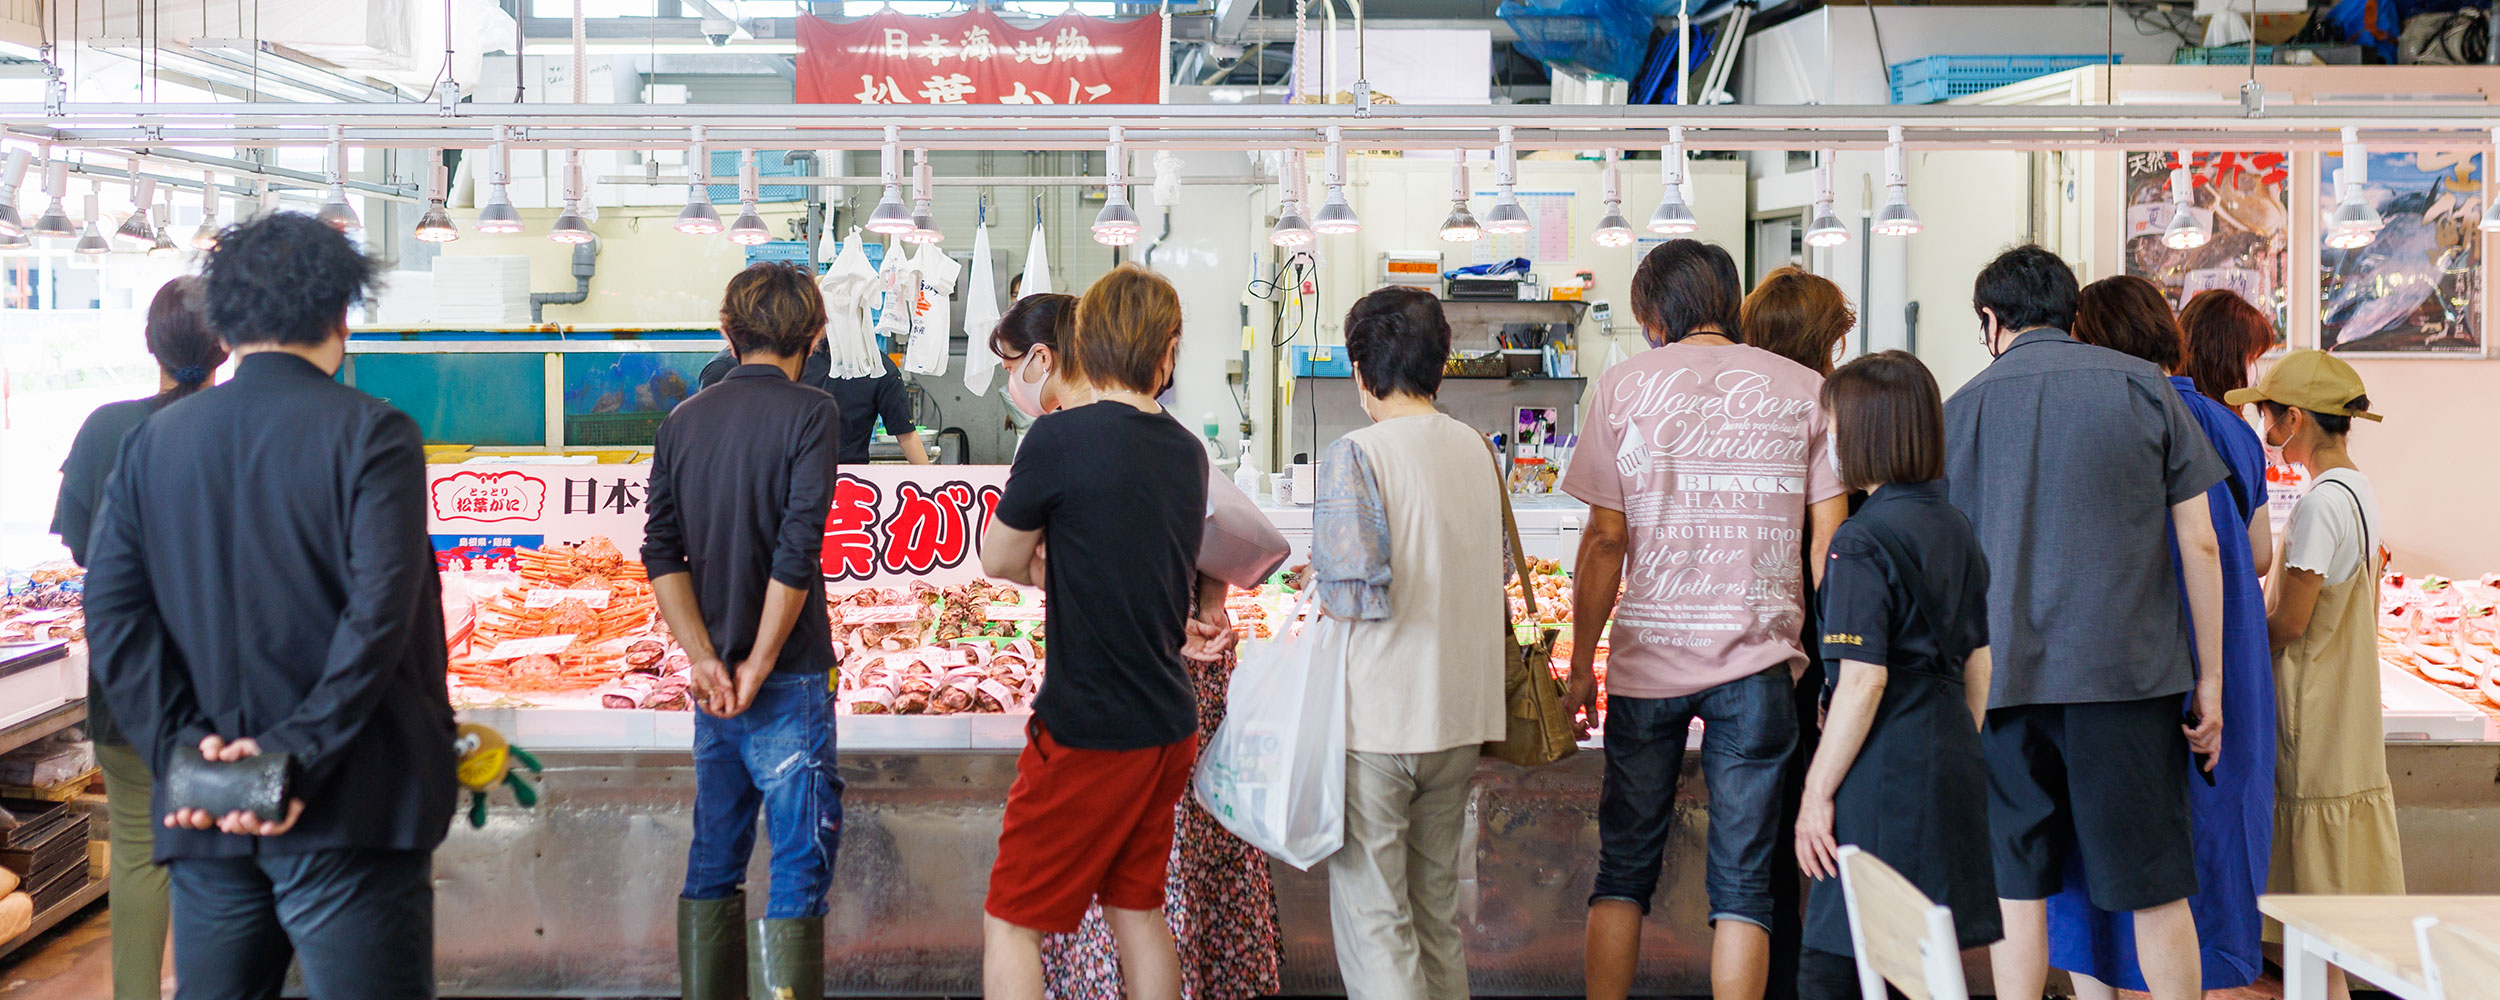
[0,651,71,731]
[455,706,1036,751]
[2380,661,2496,742]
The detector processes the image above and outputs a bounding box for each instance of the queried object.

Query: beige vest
[1340,414,1508,755]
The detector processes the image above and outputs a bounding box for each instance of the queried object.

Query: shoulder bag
[1482,443,1577,768]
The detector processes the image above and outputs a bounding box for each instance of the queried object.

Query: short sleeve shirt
[994,402,1206,750]
[1818,480,1991,688]
[2284,468,2379,585]
[1559,342,1844,699]
[1942,329,2229,708]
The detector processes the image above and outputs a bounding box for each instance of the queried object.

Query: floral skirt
[1038,791,1283,1000]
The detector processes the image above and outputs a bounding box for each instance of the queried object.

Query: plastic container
[1289,344,1354,378]
[1887,54,2120,104]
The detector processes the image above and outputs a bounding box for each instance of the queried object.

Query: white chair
[2416,914,2500,1000]
[1837,845,1969,1000]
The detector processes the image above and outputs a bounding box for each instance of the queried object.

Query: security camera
[702,17,734,47]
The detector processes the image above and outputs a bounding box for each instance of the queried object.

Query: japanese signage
[795,9,1163,106]
[425,464,1011,587]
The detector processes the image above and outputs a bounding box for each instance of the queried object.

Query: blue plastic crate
[1887,54,2120,104]
[1289,344,1354,378]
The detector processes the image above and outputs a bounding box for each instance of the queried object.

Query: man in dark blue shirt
[85,213,456,1000]
[646,263,842,1000]
[698,344,932,465]
[1942,246,2229,1000]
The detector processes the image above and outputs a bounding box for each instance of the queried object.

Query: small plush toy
[454,723,542,829]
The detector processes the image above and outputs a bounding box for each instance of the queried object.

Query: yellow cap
[2223,349,2383,422]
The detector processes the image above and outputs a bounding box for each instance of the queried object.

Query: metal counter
[432,746,1713,998]
[428,740,2500,997]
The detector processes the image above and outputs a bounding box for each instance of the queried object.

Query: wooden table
[2259,895,2500,1000]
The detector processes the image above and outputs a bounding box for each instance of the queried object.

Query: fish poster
[2318,150,2484,354]
[2123,151,2290,347]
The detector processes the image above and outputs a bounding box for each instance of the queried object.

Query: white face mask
[1006,348,1051,419]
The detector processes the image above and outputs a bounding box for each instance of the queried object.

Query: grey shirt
[1943,328,2228,709]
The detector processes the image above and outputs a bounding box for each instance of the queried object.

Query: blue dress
[2045,375,2276,990]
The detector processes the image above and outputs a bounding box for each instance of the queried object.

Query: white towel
[1021,222,1054,298]
[962,223,1004,395]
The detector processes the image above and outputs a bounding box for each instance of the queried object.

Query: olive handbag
[1482,451,1578,768]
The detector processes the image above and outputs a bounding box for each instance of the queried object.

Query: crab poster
[423,463,1026,714]
[2318,150,2485,354]
[2123,150,2290,347]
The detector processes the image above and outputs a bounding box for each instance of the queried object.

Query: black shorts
[1983,696,2197,913]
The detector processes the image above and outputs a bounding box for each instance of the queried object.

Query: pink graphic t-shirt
[1560,342,1843,699]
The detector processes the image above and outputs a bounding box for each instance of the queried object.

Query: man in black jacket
[85,213,456,1000]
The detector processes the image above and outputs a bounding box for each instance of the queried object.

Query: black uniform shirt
[52,396,157,746]
[643,364,839,675]
[84,352,457,860]
[699,346,911,465]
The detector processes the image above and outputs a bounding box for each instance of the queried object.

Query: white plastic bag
[1191,600,1347,870]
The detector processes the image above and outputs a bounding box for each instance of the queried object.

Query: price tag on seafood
[839,604,924,625]
[484,634,582,660]
[985,603,1046,622]
[922,649,971,668]
[525,589,613,609]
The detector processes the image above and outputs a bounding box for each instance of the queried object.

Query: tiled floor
[0,904,2312,1000]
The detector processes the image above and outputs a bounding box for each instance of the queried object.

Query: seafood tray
[442,539,689,711]
[835,581,1044,716]
[2379,572,2500,735]
[0,564,84,645]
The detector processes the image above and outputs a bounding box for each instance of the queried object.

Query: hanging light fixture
[2479,128,2500,234]
[32,160,75,239]
[675,127,723,235]
[1873,126,1921,237]
[2324,126,2382,251]
[865,125,915,236]
[113,175,158,248]
[412,155,459,243]
[1269,149,1314,248]
[192,170,222,249]
[727,149,771,246]
[314,126,359,232]
[74,190,110,255]
[2161,150,2209,251]
[906,148,944,245]
[1311,125,1360,236]
[0,149,28,239]
[1804,150,1849,248]
[147,192,180,257]
[1484,126,1532,236]
[1591,149,1636,248]
[475,128,523,234]
[1649,126,1699,235]
[1092,126,1141,247]
[255,178,279,223]
[1440,151,1481,243]
[547,150,594,244]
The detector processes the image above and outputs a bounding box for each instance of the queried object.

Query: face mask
[1980,311,2004,359]
[1006,349,1050,419]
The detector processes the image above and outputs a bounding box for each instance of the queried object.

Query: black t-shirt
[995,402,1205,750]
[53,396,159,746]
[699,347,911,465]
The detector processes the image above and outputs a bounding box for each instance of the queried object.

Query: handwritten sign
[526,589,613,610]
[485,635,581,660]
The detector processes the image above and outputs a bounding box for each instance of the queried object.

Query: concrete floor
[0,903,2311,1000]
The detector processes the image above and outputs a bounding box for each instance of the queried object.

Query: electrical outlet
[1224,359,1246,377]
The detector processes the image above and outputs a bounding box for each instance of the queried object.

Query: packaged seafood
[830,581,1047,715]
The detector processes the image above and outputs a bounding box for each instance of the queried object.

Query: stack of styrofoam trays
[431,256,535,324]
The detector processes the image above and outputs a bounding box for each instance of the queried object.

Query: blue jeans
[1591,667,1798,930]
[683,672,844,919]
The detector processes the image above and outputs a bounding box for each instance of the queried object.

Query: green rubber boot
[676,894,747,1000]
[746,917,825,1000]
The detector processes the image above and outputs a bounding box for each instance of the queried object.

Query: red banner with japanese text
[794,9,1163,106]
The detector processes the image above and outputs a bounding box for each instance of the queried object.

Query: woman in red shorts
[978,264,1218,1000]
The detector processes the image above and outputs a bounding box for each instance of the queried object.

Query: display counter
[12,462,2500,994]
